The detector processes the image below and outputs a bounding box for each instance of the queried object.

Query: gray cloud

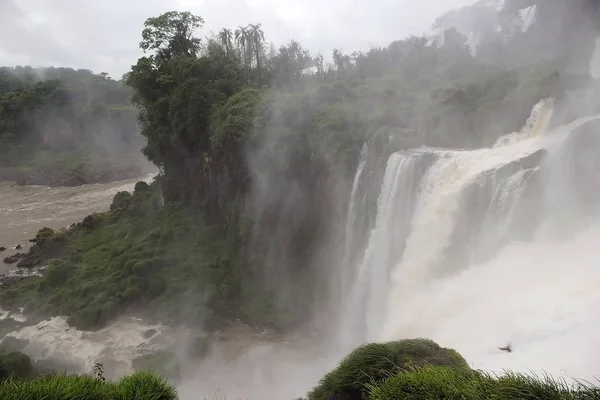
[1,0,475,77]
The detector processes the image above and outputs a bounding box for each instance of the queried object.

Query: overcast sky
[0,0,475,79]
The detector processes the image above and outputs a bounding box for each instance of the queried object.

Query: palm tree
[248,23,265,82]
[235,26,249,82]
[218,28,233,61]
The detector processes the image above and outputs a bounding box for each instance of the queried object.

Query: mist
[1,0,600,399]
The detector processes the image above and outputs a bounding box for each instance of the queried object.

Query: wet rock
[0,336,29,353]
[518,148,548,170]
[143,329,157,339]
[0,247,5,252]
[28,238,37,243]
[3,253,24,264]
[134,181,150,193]
[81,215,95,230]
[14,245,22,250]
[0,318,23,337]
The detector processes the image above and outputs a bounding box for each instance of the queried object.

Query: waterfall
[340,98,600,350]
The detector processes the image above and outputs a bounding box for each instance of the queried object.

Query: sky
[0,0,476,79]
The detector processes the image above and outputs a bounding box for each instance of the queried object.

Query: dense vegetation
[0,66,149,185]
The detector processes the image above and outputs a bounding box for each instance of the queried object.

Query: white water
[1,314,170,377]
[339,97,600,383]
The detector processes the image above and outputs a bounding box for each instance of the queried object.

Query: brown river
[0,174,155,272]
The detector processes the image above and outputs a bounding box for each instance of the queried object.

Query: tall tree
[248,23,265,83]
[235,26,250,83]
[218,28,234,61]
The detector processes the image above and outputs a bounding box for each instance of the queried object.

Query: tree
[235,26,250,83]
[248,24,265,83]
[140,11,204,62]
[218,28,234,61]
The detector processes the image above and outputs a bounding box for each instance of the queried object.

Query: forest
[0,66,149,185]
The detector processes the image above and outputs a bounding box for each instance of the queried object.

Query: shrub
[306,338,468,400]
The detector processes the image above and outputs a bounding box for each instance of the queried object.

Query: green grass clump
[306,338,468,400]
[368,366,600,400]
[0,371,177,400]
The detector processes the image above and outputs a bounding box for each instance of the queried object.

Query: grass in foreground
[368,365,600,400]
[0,370,177,400]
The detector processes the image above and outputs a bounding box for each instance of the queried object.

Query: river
[0,173,156,272]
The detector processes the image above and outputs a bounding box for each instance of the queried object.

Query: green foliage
[0,371,178,400]
[306,339,468,400]
[0,351,35,380]
[0,66,146,186]
[140,11,204,58]
[368,365,600,400]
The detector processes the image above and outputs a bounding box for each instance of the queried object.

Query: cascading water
[340,96,600,382]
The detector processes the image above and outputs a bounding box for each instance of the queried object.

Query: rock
[134,181,150,193]
[14,245,22,250]
[3,253,24,264]
[28,238,37,243]
[0,336,29,353]
[0,318,23,337]
[81,215,95,230]
[143,329,157,339]
[518,148,548,170]
[0,247,5,252]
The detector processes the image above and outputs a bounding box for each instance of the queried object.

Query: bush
[0,351,35,380]
[306,339,468,400]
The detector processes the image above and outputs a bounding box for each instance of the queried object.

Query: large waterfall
[340,98,600,380]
